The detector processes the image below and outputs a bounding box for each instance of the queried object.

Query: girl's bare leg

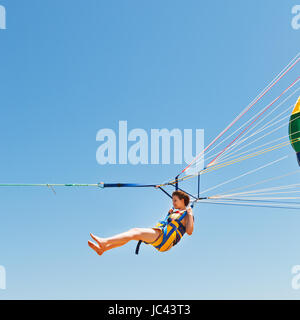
[88,228,161,255]
[99,242,126,252]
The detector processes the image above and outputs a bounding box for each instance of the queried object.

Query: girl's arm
[185,208,194,235]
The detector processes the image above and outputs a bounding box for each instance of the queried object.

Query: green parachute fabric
[289,97,300,166]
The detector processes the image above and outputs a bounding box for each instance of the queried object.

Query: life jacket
[135,208,188,255]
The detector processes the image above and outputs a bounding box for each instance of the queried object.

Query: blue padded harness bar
[102,183,156,188]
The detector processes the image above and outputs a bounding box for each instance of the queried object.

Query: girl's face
[172,195,185,209]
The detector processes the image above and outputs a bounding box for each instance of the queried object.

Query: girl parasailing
[88,190,194,256]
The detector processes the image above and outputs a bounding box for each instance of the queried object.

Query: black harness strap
[135,240,143,255]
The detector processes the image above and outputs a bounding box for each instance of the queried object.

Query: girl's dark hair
[172,190,190,206]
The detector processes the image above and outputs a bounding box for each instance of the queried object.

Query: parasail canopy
[289,97,300,166]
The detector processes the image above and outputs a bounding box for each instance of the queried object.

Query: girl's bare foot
[88,240,104,256]
[88,233,108,256]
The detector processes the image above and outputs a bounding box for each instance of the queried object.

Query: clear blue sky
[0,0,300,299]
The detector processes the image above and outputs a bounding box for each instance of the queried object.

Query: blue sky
[0,0,300,299]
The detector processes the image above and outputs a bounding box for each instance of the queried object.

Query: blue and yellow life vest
[135,209,188,254]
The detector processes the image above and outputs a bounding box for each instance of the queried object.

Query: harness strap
[135,210,188,255]
[154,222,177,251]
[135,240,143,255]
[177,210,188,222]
